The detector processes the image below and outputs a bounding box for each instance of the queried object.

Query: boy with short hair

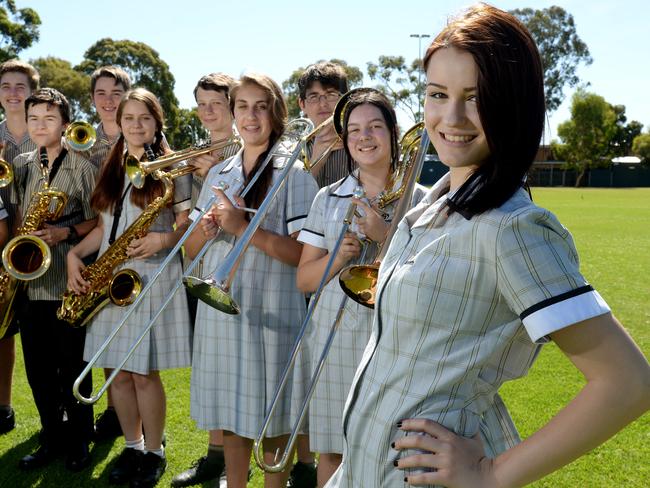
[0,58,39,435]
[14,88,97,472]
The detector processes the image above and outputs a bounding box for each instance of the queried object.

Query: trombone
[125,134,243,189]
[183,118,322,314]
[71,119,310,405]
[339,123,431,308]
[253,187,366,473]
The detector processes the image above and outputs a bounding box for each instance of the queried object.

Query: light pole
[410,33,431,119]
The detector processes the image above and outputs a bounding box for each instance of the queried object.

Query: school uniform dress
[189,150,318,438]
[13,148,97,447]
[83,171,193,374]
[326,173,611,487]
[297,172,427,454]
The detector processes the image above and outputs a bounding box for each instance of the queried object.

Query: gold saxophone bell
[1,234,52,281]
[0,159,13,188]
[65,121,97,152]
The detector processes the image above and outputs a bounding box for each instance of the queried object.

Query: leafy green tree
[366,55,423,123]
[553,89,617,186]
[282,59,363,118]
[31,56,91,120]
[76,38,184,146]
[632,132,650,165]
[609,104,643,157]
[174,108,208,149]
[511,6,592,113]
[0,0,40,62]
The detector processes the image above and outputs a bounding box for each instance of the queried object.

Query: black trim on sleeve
[286,214,308,224]
[520,285,594,320]
[173,197,191,206]
[301,228,324,238]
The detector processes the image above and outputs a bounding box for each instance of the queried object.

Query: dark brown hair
[25,88,71,124]
[298,62,349,100]
[91,88,168,211]
[90,66,131,94]
[0,59,40,90]
[423,3,545,216]
[229,73,287,211]
[193,72,235,101]
[340,88,399,174]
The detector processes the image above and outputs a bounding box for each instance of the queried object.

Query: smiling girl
[326,4,649,488]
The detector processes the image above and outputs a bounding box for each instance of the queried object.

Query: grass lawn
[0,187,648,487]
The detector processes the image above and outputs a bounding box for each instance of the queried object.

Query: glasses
[304,92,340,105]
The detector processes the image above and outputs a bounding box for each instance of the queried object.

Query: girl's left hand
[127,232,164,259]
[393,418,497,488]
[353,199,389,243]
[211,188,247,237]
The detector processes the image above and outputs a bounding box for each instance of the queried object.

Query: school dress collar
[328,170,360,198]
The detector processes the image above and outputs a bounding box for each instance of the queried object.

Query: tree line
[2,0,648,183]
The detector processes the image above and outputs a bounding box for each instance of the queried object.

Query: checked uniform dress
[326,173,611,487]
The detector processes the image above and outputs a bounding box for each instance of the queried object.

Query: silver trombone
[183,118,320,314]
[72,118,313,405]
[253,187,366,472]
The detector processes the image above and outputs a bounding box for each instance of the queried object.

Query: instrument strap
[46,148,68,184]
[109,182,133,244]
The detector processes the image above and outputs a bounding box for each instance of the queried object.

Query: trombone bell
[338,264,377,308]
[183,276,240,315]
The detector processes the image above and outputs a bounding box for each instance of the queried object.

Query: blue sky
[16,0,649,143]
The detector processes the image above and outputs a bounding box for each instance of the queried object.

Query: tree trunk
[575,166,589,187]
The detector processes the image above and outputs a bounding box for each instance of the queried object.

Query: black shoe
[66,441,92,472]
[95,408,123,441]
[18,445,59,471]
[287,461,317,488]
[0,407,15,434]
[109,447,143,485]
[171,454,225,487]
[130,451,166,488]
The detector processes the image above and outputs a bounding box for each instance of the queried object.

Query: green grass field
[0,188,648,487]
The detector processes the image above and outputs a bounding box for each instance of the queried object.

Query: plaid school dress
[83,172,193,374]
[297,172,427,454]
[327,173,610,487]
[189,151,319,438]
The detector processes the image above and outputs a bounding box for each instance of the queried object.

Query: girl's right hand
[66,252,90,294]
[200,209,220,239]
[334,232,362,267]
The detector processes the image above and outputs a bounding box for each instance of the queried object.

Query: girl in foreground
[326,4,649,487]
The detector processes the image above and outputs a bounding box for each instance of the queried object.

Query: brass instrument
[65,121,97,152]
[183,118,320,314]
[0,160,12,188]
[125,135,243,189]
[339,122,431,308]
[301,115,340,174]
[254,187,365,472]
[57,151,197,327]
[0,148,67,338]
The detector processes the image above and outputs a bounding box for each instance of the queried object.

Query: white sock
[146,446,165,458]
[125,436,145,451]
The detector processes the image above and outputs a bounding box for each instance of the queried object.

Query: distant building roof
[612,156,642,164]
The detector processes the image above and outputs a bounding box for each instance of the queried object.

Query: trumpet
[183,117,316,314]
[339,123,431,308]
[65,121,97,152]
[125,135,243,189]
[253,187,365,473]
[70,121,298,404]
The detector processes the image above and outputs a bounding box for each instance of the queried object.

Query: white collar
[328,170,359,197]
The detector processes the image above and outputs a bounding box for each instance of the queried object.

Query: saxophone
[0,148,68,338]
[57,169,180,327]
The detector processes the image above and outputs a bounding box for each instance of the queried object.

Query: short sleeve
[285,163,318,235]
[496,207,610,343]
[297,186,328,249]
[190,158,232,221]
